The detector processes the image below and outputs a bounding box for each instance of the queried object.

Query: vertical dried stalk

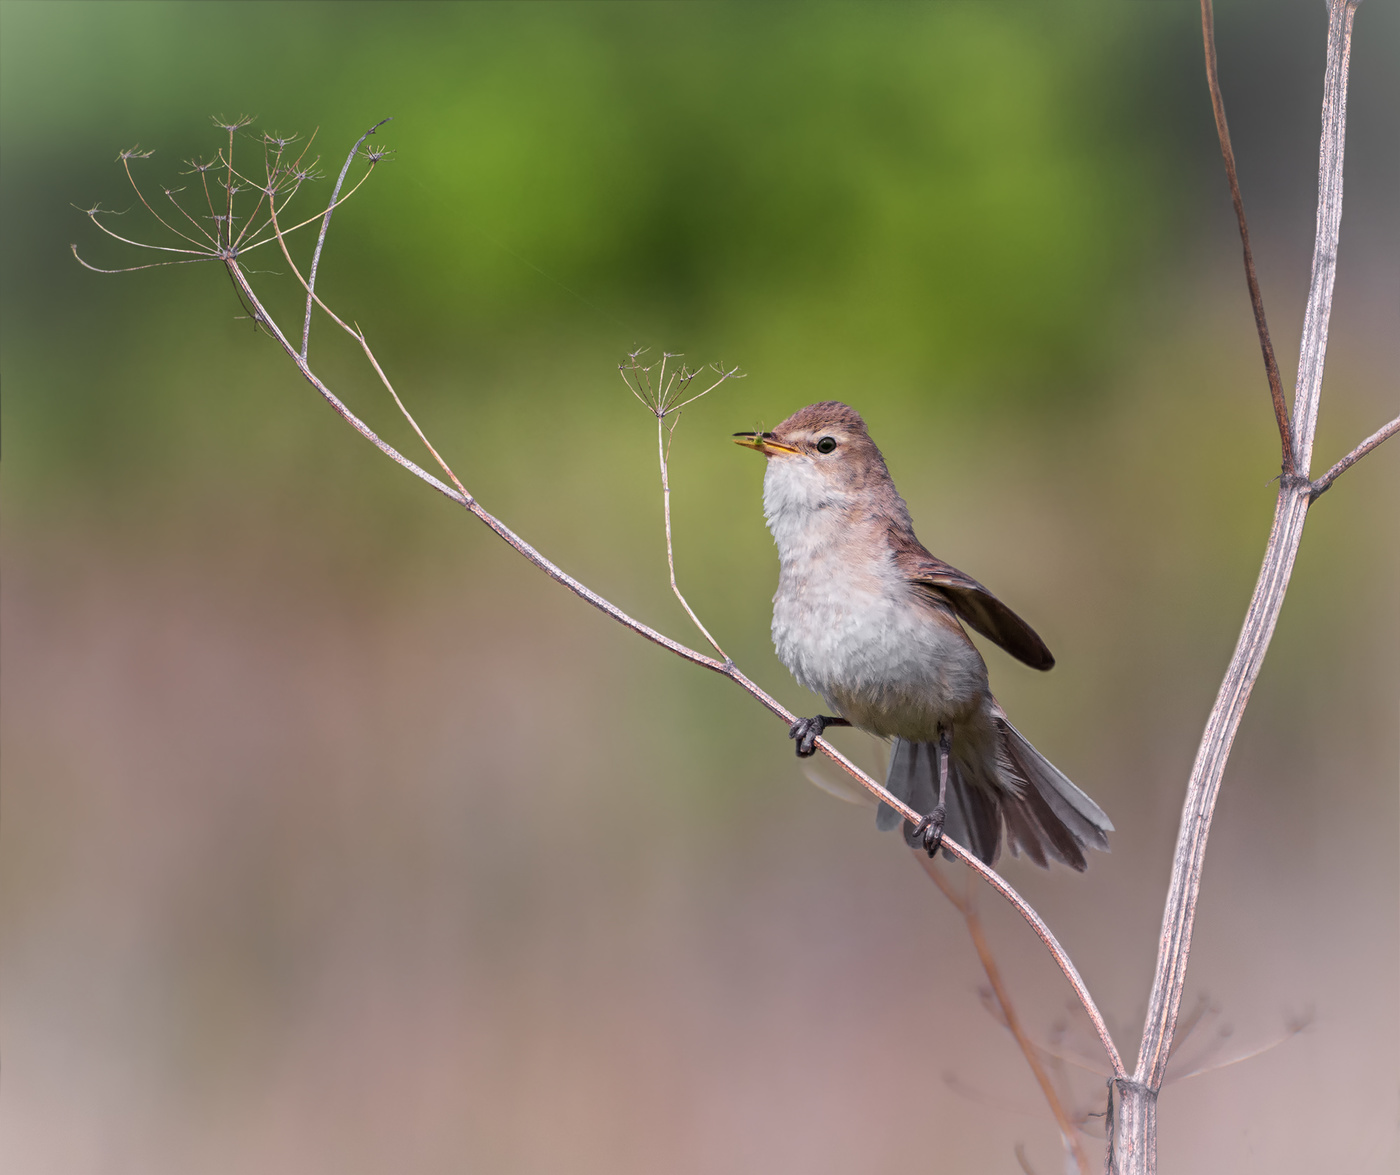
[619,350,739,661]
[658,417,728,661]
[1114,3,1361,1170]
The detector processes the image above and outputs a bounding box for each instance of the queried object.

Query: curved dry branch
[301,117,390,358]
[81,207,209,255]
[1310,412,1400,499]
[69,245,209,275]
[119,151,211,250]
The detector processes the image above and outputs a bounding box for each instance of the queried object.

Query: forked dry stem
[657,416,730,662]
[1113,3,1373,1170]
[618,348,741,661]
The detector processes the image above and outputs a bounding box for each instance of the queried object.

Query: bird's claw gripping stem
[912,808,946,858]
[789,714,850,757]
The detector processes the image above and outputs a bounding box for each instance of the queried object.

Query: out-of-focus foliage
[3,0,1200,515]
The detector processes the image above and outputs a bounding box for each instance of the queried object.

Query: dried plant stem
[1310,412,1400,499]
[937,836,1123,1078]
[302,118,390,359]
[922,858,1093,1175]
[1115,3,1363,1170]
[265,200,471,502]
[657,417,729,662]
[1200,0,1294,477]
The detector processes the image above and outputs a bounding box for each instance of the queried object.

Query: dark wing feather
[897,548,1055,671]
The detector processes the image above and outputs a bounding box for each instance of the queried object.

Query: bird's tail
[876,718,1112,870]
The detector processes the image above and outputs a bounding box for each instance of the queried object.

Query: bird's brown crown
[773,401,870,443]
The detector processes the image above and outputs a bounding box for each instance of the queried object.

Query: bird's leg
[789,714,851,758]
[912,726,952,857]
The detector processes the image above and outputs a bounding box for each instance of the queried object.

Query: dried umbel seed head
[72,117,383,276]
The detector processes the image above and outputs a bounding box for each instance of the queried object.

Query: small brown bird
[735,401,1111,869]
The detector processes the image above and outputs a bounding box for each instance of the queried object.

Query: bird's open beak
[733,431,799,456]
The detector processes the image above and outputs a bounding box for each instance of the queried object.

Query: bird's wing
[896,546,1055,671]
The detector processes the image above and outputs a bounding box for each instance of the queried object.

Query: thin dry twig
[1200,0,1294,477]
[619,349,742,662]
[256,158,472,504]
[302,118,390,358]
[923,858,1094,1175]
[1309,413,1400,499]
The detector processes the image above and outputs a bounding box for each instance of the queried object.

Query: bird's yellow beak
[733,432,799,456]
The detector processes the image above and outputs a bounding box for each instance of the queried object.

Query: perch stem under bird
[736,402,1111,869]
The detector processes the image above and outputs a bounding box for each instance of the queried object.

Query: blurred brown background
[2,2,1396,1172]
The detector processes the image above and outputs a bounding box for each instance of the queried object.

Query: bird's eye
[816,437,837,454]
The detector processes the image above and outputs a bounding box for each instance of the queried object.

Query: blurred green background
[2,2,1396,1172]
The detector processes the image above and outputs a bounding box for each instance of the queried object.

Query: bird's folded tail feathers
[998,717,1113,850]
[877,724,1111,871]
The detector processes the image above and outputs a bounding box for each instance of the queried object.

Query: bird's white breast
[763,456,988,741]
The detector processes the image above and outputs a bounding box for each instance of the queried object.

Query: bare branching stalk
[619,350,742,662]
[1113,3,1375,1170]
[657,419,728,659]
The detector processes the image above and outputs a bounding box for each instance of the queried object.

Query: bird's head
[734,401,890,494]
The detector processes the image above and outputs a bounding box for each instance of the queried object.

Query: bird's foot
[788,714,849,757]
[911,805,946,858]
